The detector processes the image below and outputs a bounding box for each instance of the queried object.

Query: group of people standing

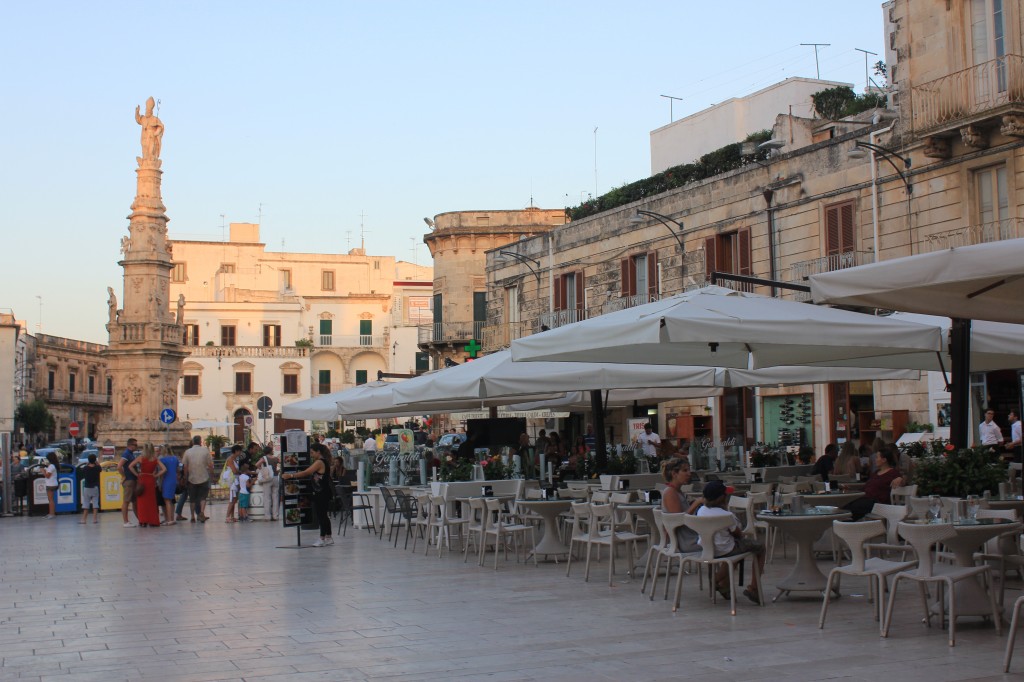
[115,436,216,528]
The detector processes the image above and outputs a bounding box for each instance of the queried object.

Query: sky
[1,1,886,344]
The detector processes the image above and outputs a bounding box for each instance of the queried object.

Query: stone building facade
[170,223,432,441]
[421,208,565,367]
[484,0,1024,452]
[30,334,111,442]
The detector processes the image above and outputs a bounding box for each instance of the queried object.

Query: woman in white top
[43,452,60,519]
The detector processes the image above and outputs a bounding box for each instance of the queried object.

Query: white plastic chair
[565,501,592,579]
[819,520,916,634]
[1005,594,1024,672]
[584,503,642,586]
[890,484,917,506]
[462,497,487,564]
[973,508,1021,606]
[680,513,764,616]
[652,511,703,609]
[883,521,1001,647]
[865,502,914,561]
[483,496,536,570]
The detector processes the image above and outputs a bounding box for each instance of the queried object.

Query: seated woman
[331,455,355,486]
[833,441,861,478]
[661,457,700,514]
[844,444,905,520]
[695,480,766,604]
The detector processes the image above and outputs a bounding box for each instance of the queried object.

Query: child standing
[237,463,253,522]
[80,454,101,524]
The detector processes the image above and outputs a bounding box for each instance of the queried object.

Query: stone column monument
[97,97,191,451]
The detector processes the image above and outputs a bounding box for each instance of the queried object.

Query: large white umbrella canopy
[389,349,719,406]
[510,285,942,369]
[808,239,1024,324]
[282,381,394,420]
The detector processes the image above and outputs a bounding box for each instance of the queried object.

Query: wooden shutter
[620,258,636,297]
[553,275,564,311]
[704,236,717,281]
[575,271,585,311]
[737,228,752,276]
[840,202,855,253]
[825,201,855,256]
[646,252,658,298]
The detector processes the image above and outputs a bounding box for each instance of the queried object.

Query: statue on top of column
[135,97,164,163]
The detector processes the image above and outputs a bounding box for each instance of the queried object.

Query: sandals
[743,588,761,604]
[225,517,237,523]
[716,584,731,600]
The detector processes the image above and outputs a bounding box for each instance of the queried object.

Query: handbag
[257,457,274,484]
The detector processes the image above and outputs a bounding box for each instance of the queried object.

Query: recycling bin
[55,464,77,514]
[28,469,49,516]
[99,470,123,511]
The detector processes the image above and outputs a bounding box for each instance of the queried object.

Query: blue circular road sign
[160,408,177,425]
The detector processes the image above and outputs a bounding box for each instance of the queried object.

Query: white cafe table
[986,496,1024,519]
[515,499,572,559]
[757,508,852,601]
[906,518,1023,618]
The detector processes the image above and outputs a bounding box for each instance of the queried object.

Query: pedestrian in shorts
[80,454,101,524]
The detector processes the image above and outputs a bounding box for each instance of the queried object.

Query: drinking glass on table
[928,494,942,522]
[965,495,980,521]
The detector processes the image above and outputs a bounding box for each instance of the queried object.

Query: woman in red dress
[129,443,166,528]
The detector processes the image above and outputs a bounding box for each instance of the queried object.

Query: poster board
[627,418,648,443]
[280,430,312,528]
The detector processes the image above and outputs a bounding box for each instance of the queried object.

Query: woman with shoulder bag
[282,442,332,546]
[257,446,280,521]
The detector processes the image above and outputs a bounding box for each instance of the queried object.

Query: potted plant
[912,446,1007,497]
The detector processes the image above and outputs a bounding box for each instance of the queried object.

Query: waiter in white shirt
[978,409,1004,448]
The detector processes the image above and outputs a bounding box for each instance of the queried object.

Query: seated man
[810,443,838,481]
[695,480,766,604]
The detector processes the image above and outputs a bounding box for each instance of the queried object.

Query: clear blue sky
[1,1,885,344]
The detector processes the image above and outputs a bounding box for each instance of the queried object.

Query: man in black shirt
[811,443,838,482]
[80,454,101,524]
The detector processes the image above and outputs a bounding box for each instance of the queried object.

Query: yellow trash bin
[100,470,123,511]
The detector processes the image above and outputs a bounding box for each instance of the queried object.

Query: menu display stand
[277,430,314,549]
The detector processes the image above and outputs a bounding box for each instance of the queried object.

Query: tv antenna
[358,211,369,250]
[855,48,878,91]
[660,94,683,123]
[800,43,831,79]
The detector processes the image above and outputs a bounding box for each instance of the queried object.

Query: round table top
[903,517,1020,527]
[515,498,572,507]
[758,509,852,520]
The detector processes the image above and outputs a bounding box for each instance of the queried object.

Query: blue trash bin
[55,464,77,514]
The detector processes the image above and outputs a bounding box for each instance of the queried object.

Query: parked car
[34,447,66,463]
[76,449,100,465]
[434,433,466,458]
[383,434,401,453]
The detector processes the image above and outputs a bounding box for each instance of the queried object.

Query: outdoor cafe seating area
[330,471,1024,673]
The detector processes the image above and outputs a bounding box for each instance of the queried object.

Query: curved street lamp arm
[497,250,541,282]
[635,209,685,253]
[855,141,912,194]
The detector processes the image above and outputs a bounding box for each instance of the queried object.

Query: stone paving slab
[1,505,1021,681]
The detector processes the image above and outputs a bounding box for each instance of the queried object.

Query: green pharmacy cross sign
[464,339,481,358]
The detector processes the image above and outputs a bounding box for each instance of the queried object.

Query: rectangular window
[415,352,429,372]
[183,324,199,346]
[824,201,856,267]
[505,285,520,324]
[319,319,333,345]
[183,375,200,396]
[318,369,331,395]
[220,263,236,274]
[704,229,752,291]
[280,269,292,289]
[234,372,252,395]
[88,375,95,394]
[48,370,55,391]
[69,372,76,394]
[970,0,1007,96]
[355,369,368,385]
[554,271,586,321]
[106,377,112,395]
[359,319,372,346]
[262,324,282,347]
[620,253,656,301]
[976,165,1009,229]
[220,325,236,346]
[172,263,186,283]
[283,374,299,395]
[321,270,335,291]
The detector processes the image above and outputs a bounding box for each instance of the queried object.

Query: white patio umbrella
[808,242,1024,446]
[389,350,719,405]
[511,285,943,369]
[282,381,394,420]
[808,239,1024,324]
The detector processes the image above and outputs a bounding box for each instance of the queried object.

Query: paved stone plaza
[2,505,1021,681]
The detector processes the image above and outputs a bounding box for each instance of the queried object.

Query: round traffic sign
[160,408,177,425]
[243,415,254,427]
[257,396,273,412]
[68,421,80,437]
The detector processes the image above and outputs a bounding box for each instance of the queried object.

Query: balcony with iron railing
[787,250,872,301]
[45,390,112,406]
[316,334,387,349]
[481,320,534,352]
[910,54,1024,134]
[537,307,588,331]
[417,321,485,346]
[922,218,1024,253]
[190,346,310,359]
[600,292,659,315]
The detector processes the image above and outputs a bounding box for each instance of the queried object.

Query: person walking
[42,452,59,519]
[257,445,280,521]
[282,442,333,547]
[79,453,101,524]
[182,436,214,523]
[118,438,140,527]
[158,446,180,526]
[222,444,243,523]
[129,443,166,528]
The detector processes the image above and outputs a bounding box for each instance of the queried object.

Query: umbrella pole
[590,390,608,471]
[949,318,972,448]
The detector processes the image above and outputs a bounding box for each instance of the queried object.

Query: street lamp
[497,250,541,282]
[848,140,912,261]
[628,210,686,281]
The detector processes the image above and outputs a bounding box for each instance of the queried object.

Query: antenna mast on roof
[359,211,368,251]
[855,48,878,92]
[800,43,830,79]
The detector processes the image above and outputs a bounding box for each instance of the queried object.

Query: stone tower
[97,97,190,451]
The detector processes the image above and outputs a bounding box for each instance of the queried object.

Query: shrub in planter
[912,446,1007,497]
